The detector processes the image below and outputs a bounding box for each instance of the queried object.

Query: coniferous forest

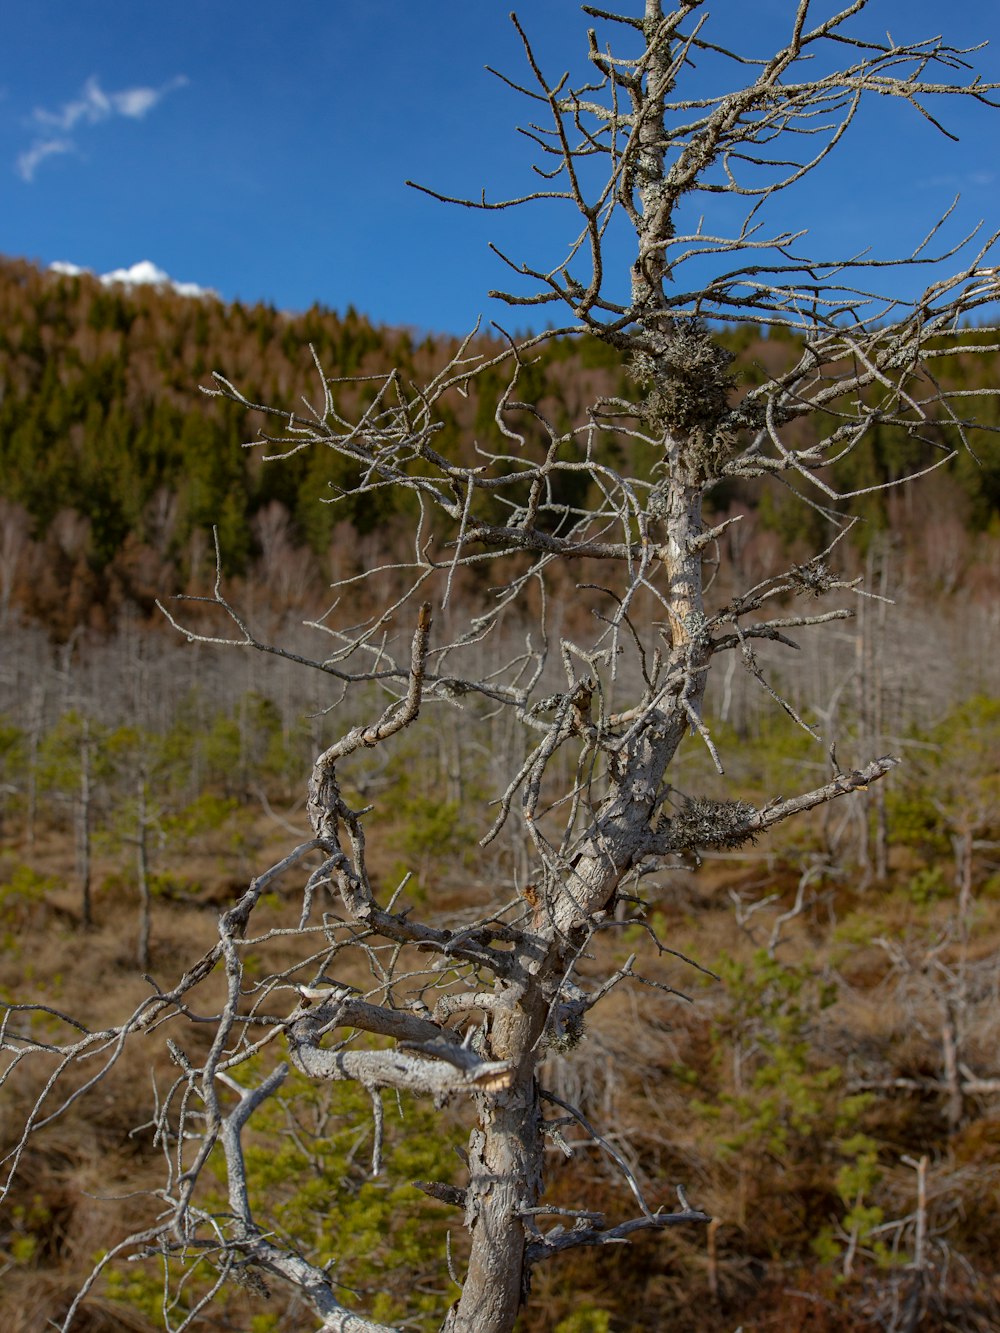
[1,253,999,1331]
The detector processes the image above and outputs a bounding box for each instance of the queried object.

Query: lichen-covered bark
[446,1003,545,1332]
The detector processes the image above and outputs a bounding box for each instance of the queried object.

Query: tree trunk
[446,1004,545,1333]
[137,774,151,971]
[942,1002,964,1132]
[78,716,93,928]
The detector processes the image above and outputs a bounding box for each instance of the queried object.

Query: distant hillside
[0,253,996,633]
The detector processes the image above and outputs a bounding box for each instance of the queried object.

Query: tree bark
[446,1000,546,1331]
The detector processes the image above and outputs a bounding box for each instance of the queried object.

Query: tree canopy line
[1,253,997,635]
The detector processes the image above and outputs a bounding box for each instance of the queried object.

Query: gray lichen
[543,1006,586,1053]
[630,318,737,476]
[656,795,758,851]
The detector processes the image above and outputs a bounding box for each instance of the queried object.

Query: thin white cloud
[17,74,187,181]
[112,87,164,118]
[916,169,997,192]
[16,137,74,182]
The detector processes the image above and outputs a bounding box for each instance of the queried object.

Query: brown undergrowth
[3,793,1000,1330]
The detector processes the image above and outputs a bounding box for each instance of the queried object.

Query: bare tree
[4,4,1000,1331]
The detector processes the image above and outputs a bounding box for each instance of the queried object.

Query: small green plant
[107,1062,465,1329]
[8,1194,52,1267]
[237,1068,464,1328]
[691,950,873,1234]
[907,864,949,907]
[162,792,238,842]
[812,1134,905,1276]
[554,1308,613,1333]
[389,788,482,899]
[0,862,58,926]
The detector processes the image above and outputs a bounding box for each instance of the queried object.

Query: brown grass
[4,811,1000,1331]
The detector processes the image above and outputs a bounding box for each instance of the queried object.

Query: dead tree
[4,4,1000,1331]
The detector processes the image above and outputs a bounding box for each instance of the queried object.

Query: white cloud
[17,74,187,181]
[99,259,216,299]
[49,261,91,277]
[112,87,160,118]
[16,137,74,182]
[102,260,172,287]
[48,257,217,300]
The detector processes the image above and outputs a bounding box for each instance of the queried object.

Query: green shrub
[108,1062,465,1329]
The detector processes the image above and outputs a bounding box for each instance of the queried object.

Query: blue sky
[3,1,999,334]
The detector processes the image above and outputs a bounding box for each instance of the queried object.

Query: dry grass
[4,811,1000,1331]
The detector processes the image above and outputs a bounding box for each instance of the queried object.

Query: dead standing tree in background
[4,3,1000,1331]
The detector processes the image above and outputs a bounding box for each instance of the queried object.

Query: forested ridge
[1,251,1000,1331]
[1,253,997,634]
